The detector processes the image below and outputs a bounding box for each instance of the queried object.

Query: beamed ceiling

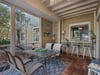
[42,0,98,19]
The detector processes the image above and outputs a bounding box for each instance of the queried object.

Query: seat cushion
[23,58,32,65]
[25,61,38,70]
[84,45,91,48]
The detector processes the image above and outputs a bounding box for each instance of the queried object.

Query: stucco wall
[20,26,33,45]
[63,13,94,40]
[26,26,33,44]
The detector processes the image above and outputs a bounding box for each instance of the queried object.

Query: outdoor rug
[34,57,67,75]
[1,57,68,75]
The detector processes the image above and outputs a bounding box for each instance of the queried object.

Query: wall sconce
[62,30,65,35]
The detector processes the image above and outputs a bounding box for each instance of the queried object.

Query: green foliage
[89,31,96,39]
[0,39,10,45]
[0,4,10,26]
[16,9,31,28]
[64,37,69,41]
[0,4,10,40]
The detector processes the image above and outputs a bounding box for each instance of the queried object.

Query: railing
[0,42,40,50]
[16,43,41,50]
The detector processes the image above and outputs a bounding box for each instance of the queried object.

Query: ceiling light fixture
[50,0,56,6]
[79,27,83,30]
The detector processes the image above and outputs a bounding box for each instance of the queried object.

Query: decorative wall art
[44,32,51,37]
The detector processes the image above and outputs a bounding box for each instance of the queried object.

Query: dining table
[23,48,58,75]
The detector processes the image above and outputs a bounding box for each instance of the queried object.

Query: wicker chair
[14,55,43,75]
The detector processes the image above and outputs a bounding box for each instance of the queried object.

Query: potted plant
[89,31,96,44]
[62,38,69,45]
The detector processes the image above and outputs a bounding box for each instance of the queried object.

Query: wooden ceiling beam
[55,0,97,14]
[63,11,94,19]
[60,8,96,18]
[58,3,97,16]
[52,0,81,11]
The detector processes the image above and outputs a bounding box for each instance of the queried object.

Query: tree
[16,9,26,24]
[16,9,26,44]
[0,4,10,41]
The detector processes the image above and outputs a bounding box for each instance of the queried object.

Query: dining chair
[5,51,17,75]
[14,55,43,75]
[5,51,31,65]
[82,41,92,59]
[52,43,62,56]
[5,51,15,66]
[45,43,53,50]
[5,51,33,75]
[71,41,80,57]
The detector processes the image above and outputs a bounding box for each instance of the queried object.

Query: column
[39,17,42,48]
[60,19,64,43]
[58,20,61,43]
[96,20,100,59]
[96,3,100,59]
[93,11,97,58]
[94,11,96,34]
[10,5,16,55]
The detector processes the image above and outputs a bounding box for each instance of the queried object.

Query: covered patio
[0,0,100,75]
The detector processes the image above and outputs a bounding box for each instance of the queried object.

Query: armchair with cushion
[14,55,43,75]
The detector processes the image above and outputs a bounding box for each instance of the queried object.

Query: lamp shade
[62,30,65,34]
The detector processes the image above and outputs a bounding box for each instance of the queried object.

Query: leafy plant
[0,4,10,41]
[89,31,96,39]
[0,39,10,45]
[64,38,69,41]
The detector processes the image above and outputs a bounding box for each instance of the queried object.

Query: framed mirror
[69,22,91,42]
